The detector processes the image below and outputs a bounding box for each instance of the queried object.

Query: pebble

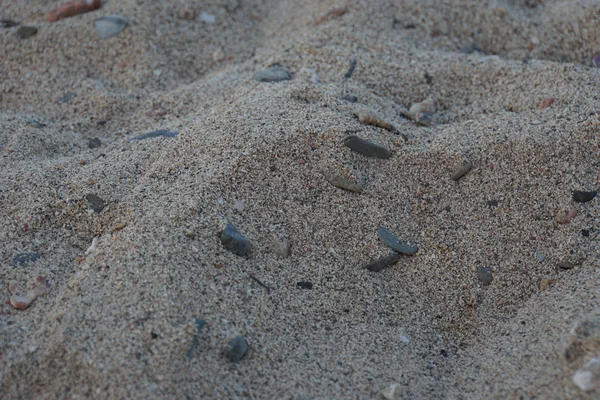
[17,26,38,39]
[254,66,291,83]
[450,158,473,181]
[326,173,363,193]
[535,250,545,263]
[186,318,206,359]
[224,335,248,362]
[573,358,600,391]
[538,98,555,109]
[0,19,19,28]
[364,252,399,272]
[414,112,433,127]
[297,281,313,289]
[344,59,357,78]
[381,383,402,400]
[593,53,600,68]
[57,92,77,104]
[573,190,597,203]
[558,261,575,270]
[581,229,590,237]
[476,266,493,286]
[356,110,398,133]
[556,209,576,224]
[199,11,216,24]
[85,193,107,213]
[220,224,250,257]
[459,43,476,54]
[128,130,178,142]
[46,0,101,22]
[539,278,556,292]
[12,253,42,266]
[88,137,101,149]
[377,227,418,255]
[94,15,128,39]
[8,275,51,310]
[407,98,435,121]
[343,135,391,159]
[342,95,357,103]
[487,199,500,207]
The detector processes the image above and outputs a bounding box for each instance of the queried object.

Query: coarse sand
[1,0,600,398]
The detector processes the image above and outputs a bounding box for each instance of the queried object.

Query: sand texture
[1,0,600,398]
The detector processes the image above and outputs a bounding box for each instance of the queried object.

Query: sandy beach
[1,0,600,398]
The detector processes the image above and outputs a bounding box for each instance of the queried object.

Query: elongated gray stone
[95,15,128,39]
[254,66,291,82]
[224,335,248,362]
[573,190,597,203]
[326,173,363,193]
[220,224,249,256]
[343,135,391,159]
[186,318,206,359]
[364,252,399,272]
[377,227,418,255]
[128,130,178,142]
[86,193,107,213]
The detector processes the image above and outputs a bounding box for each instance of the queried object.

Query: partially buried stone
[477,266,493,286]
[326,173,363,193]
[88,138,101,149]
[224,335,248,362]
[86,193,107,213]
[94,15,128,39]
[573,358,600,392]
[186,318,206,359]
[220,224,250,256]
[593,53,600,68]
[364,252,399,272]
[13,253,41,266]
[558,261,575,270]
[343,95,357,103]
[343,135,391,159]
[377,227,418,255]
[573,190,597,203]
[297,281,313,289]
[17,26,38,38]
[0,19,19,28]
[128,130,178,142]
[254,66,291,82]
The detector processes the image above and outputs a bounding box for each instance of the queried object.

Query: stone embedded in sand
[94,15,128,39]
[558,261,575,270]
[8,276,51,310]
[224,335,248,362]
[12,253,42,266]
[128,130,178,142]
[342,95,357,103]
[408,98,435,121]
[377,227,418,255]
[414,112,433,127]
[186,318,206,359]
[326,173,363,193]
[477,266,493,286]
[220,224,250,256]
[46,0,101,22]
[16,26,38,39]
[254,66,291,83]
[88,137,101,149]
[593,53,600,68]
[343,135,392,159]
[381,383,403,400]
[297,281,313,289]
[538,98,555,109]
[539,278,556,292]
[573,358,600,391]
[0,19,19,28]
[356,110,398,133]
[556,209,576,224]
[450,158,473,181]
[364,252,399,272]
[573,190,597,203]
[535,250,545,263]
[199,11,216,24]
[85,193,107,213]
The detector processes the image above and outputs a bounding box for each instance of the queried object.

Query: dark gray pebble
[128,130,178,142]
[13,253,41,266]
[343,135,391,159]
[364,252,399,272]
[220,224,250,256]
[343,95,357,103]
[86,193,107,213]
[254,66,291,82]
[88,138,102,149]
[17,26,37,39]
[186,318,206,359]
[297,281,313,289]
[477,266,493,286]
[573,190,597,203]
[0,19,19,28]
[582,229,590,237]
[487,199,499,207]
[344,59,357,78]
[57,92,77,104]
[377,227,418,255]
[558,261,575,270]
[224,335,248,362]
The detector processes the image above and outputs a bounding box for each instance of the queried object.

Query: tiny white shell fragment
[199,12,216,24]
[408,98,435,120]
[95,15,129,39]
[85,237,98,255]
[573,358,600,391]
[381,383,403,400]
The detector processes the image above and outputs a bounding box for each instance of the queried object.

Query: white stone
[381,383,402,400]
[573,358,600,391]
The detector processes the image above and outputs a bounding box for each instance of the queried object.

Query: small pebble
[581,229,590,237]
[535,250,545,263]
[94,15,128,39]
[364,252,399,272]
[573,358,600,392]
[356,110,398,133]
[220,224,250,257]
[326,173,363,193]
[556,209,576,224]
[13,253,42,266]
[88,138,102,149]
[377,227,418,255]
[297,281,313,289]
[408,98,435,121]
[414,112,433,127]
[558,261,575,270]
[593,53,600,68]
[343,135,391,159]
[342,95,357,103]
[539,278,556,292]
[381,383,402,400]
[46,0,101,23]
[344,58,357,78]
[212,49,225,62]
[487,199,500,207]
[224,335,248,362]
[57,92,77,104]
[459,43,476,54]
[186,318,206,359]
[17,26,38,38]
[85,193,107,213]
[0,19,19,28]
[573,190,597,203]
[477,266,493,286]
[254,66,291,83]
[199,11,216,24]
[128,130,178,142]
[450,159,473,181]
[538,98,555,109]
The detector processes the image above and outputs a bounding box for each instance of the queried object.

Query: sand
[1,0,600,398]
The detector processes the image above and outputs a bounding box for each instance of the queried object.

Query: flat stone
[540,278,557,292]
[535,250,545,263]
[13,253,41,266]
[129,130,178,142]
[85,193,107,213]
[254,66,291,82]
[88,138,102,149]
[487,199,500,207]
[343,135,391,159]
[224,335,248,362]
[186,318,206,359]
[297,281,313,289]
[220,224,249,256]
[94,15,128,39]
[377,227,418,255]
[581,229,590,237]
[364,252,399,272]
[477,266,493,286]
[57,92,77,104]
[17,26,38,39]
[558,261,575,270]
[573,190,597,203]
[326,173,363,193]
[573,358,600,391]
[342,95,357,103]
